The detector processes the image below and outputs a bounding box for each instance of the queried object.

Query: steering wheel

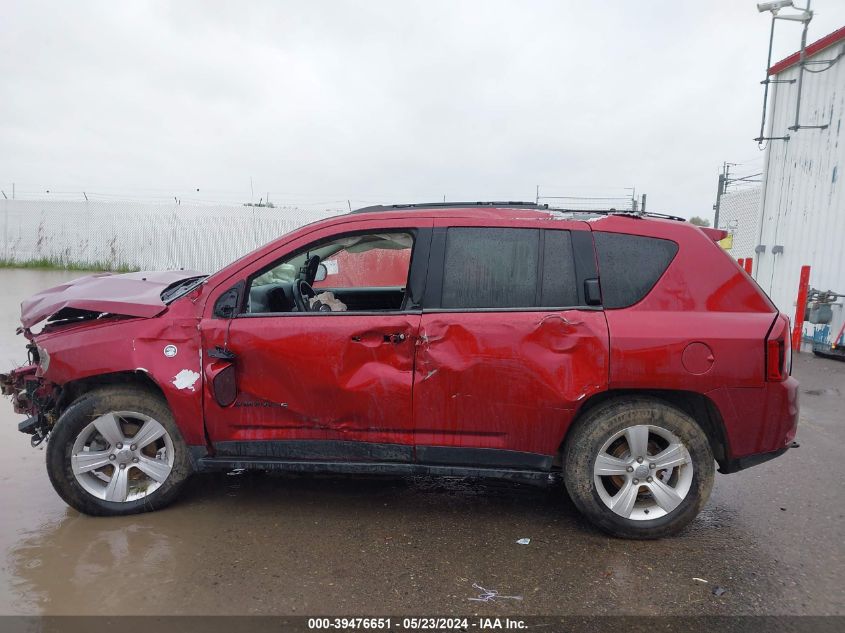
[292,279,316,312]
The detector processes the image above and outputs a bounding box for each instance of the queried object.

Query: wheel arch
[53,368,208,450]
[57,370,167,414]
[560,389,730,468]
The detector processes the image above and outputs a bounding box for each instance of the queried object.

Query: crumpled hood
[21,270,202,328]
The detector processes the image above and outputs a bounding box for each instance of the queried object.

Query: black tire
[46,386,193,516]
[563,397,714,539]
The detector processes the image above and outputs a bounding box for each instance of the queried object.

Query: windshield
[160,275,208,303]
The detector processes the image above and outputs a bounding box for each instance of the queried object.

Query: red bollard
[744,258,753,274]
[792,265,811,352]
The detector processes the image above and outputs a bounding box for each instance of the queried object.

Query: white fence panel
[717,187,761,260]
[1,200,343,272]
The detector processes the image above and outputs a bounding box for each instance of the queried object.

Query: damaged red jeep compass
[1,202,799,538]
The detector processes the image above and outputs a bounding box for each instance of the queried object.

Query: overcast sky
[2,1,845,218]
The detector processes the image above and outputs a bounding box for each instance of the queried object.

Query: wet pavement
[0,268,843,616]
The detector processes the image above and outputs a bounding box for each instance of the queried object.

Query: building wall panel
[757,43,845,346]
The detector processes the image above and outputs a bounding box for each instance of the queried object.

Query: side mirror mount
[213,281,244,318]
[208,346,236,361]
[314,263,328,283]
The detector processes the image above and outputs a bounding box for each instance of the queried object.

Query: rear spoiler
[699,227,728,241]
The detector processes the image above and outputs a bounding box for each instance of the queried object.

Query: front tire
[563,397,714,539]
[46,386,193,516]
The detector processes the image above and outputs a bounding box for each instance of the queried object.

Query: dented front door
[202,313,420,460]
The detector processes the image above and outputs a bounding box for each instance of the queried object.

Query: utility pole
[535,185,539,204]
[641,193,647,213]
[713,165,727,229]
[714,161,737,227]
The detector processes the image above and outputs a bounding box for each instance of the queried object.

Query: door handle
[538,314,582,327]
[350,333,407,345]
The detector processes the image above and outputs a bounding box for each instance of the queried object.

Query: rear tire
[46,386,193,516]
[563,397,714,539]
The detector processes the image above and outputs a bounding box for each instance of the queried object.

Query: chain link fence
[1,200,344,272]
[716,187,761,260]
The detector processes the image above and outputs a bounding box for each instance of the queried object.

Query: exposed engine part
[1,365,60,445]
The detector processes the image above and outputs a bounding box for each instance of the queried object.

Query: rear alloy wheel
[593,424,693,521]
[47,387,192,516]
[564,398,714,539]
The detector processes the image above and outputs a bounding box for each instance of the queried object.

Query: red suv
[1,203,799,538]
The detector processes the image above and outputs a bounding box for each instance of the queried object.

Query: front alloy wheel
[47,387,192,516]
[71,411,175,503]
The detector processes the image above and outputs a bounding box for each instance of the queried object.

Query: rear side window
[440,227,578,309]
[442,228,538,308]
[593,232,678,308]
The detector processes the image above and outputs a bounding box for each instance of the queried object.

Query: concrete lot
[0,268,842,616]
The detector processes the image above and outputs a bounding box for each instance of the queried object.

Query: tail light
[766,315,791,381]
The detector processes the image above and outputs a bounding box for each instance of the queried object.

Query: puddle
[0,270,842,616]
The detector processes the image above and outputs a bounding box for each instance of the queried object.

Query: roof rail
[350,201,687,223]
[350,201,549,214]
[623,211,688,222]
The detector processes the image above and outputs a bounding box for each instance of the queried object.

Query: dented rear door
[412,220,609,468]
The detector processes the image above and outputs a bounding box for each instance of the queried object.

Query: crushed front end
[0,343,60,446]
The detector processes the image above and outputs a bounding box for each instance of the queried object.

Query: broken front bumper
[0,365,39,413]
[0,365,53,441]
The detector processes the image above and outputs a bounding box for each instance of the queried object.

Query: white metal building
[754,26,845,348]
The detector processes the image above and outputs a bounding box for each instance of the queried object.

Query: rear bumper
[718,440,799,474]
[708,376,799,471]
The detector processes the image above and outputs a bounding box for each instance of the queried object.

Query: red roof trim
[769,25,845,75]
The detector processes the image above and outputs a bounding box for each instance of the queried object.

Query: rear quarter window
[594,232,678,309]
